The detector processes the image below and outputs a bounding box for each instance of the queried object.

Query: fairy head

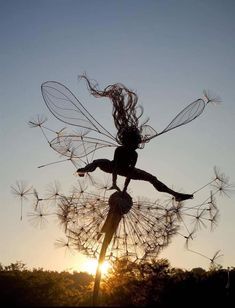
[118,126,142,149]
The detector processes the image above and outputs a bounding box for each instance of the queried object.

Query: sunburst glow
[81,259,111,275]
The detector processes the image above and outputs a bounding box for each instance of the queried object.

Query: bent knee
[96,159,113,173]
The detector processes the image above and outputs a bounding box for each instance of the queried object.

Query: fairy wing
[41,81,118,160]
[41,81,116,142]
[143,98,207,142]
[49,131,116,160]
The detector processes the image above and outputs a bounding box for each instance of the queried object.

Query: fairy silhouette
[41,75,215,201]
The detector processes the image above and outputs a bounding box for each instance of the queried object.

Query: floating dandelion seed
[213,166,227,182]
[211,178,234,198]
[212,167,235,197]
[27,207,50,229]
[11,181,32,220]
[188,248,223,269]
[28,114,48,128]
[208,250,223,267]
[32,189,44,210]
[71,180,88,198]
[180,230,196,249]
[45,181,62,203]
[192,209,207,231]
[55,238,74,256]
[203,90,221,105]
[56,197,73,232]
[208,210,220,231]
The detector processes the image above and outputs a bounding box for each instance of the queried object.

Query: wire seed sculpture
[12,76,232,305]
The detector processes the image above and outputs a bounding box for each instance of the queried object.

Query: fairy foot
[76,168,87,177]
[77,172,85,177]
[175,193,193,202]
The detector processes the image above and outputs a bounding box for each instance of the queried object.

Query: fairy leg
[123,176,131,193]
[118,167,193,201]
[77,162,193,201]
[77,159,113,176]
[77,159,121,190]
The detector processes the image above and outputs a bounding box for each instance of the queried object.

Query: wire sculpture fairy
[37,75,218,201]
[18,75,230,305]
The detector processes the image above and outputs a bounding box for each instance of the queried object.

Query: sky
[1,0,235,272]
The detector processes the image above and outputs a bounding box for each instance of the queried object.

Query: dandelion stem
[20,198,23,221]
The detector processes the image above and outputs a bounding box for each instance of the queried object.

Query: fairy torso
[113,146,138,169]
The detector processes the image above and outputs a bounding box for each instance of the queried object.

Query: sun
[81,259,111,275]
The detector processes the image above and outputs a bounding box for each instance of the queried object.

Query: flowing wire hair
[80,75,144,146]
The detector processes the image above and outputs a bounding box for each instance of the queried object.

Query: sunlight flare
[81,259,111,275]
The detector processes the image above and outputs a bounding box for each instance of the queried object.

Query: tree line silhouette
[0,259,233,307]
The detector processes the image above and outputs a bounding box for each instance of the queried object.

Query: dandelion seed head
[13,158,231,267]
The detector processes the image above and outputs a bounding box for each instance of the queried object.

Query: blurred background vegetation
[0,259,234,307]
